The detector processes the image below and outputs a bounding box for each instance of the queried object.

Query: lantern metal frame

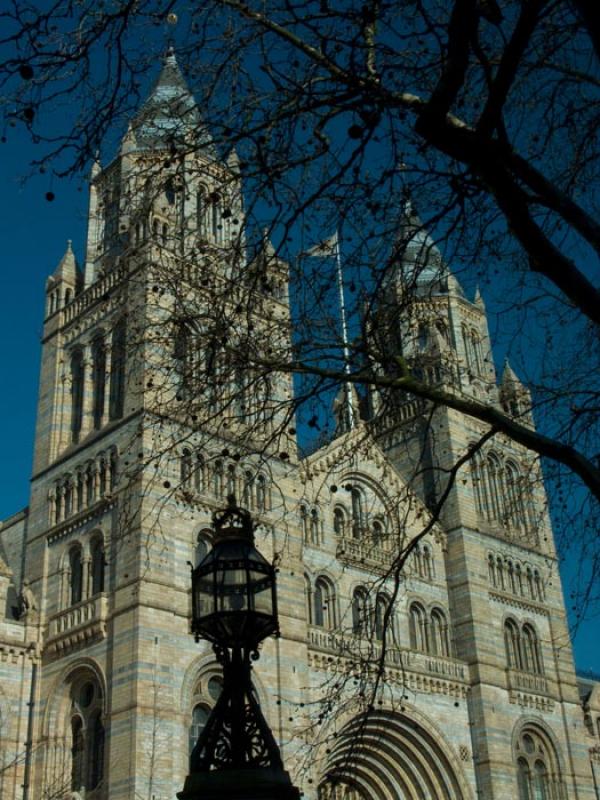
[179,498,300,799]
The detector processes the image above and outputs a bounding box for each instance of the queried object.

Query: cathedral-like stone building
[1,53,599,800]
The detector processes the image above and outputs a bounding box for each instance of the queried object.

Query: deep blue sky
[0,66,597,675]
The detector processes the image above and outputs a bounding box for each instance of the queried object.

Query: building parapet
[336,537,395,571]
[45,593,108,655]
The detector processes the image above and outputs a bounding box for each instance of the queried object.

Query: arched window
[109,319,126,420]
[496,557,505,590]
[76,471,84,513]
[526,567,535,598]
[70,548,83,606]
[211,193,222,243]
[422,545,433,579]
[409,602,427,652]
[314,577,335,629]
[162,223,169,245]
[522,625,543,675]
[195,531,211,566]
[352,587,368,635]
[508,561,516,594]
[197,187,208,237]
[504,618,522,670]
[351,488,364,539]
[71,349,85,443]
[515,727,563,800]
[375,594,389,642]
[90,538,105,595]
[488,554,496,585]
[472,332,484,375]
[430,608,450,656]
[174,324,193,398]
[517,757,531,800]
[487,453,503,522]
[333,507,346,537]
[505,461,527,531]
[181,449,193,488]
[109,449,118,491]
[92,336,106,430]
[86,463,95,506]
[189,704,210,767]
[533,570,543,601]
[372,519,384,547]
[472,454,488,518]
[310,509,320,545]
[515,563,524,595]
[417,323,429,350]
[226,464,236,498]
[242,471,253,508]
[69,679,104,794]
[413,544,423,577]
[256,474,267,511]
[213,460,224,497]
[194,454,205,494]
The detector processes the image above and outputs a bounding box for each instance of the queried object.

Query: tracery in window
[69,678,105,795]
[514,726,563,800]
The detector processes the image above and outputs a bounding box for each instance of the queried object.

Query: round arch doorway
[318,710,471,800]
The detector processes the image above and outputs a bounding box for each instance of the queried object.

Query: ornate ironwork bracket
[190,644,283,773]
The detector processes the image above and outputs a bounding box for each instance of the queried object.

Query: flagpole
[334,232,355,430]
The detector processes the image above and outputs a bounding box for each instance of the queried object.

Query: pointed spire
[474,285,485,308]
[53,240,78,283]
[501,358,523,388]
[261,228,276,259]
[129,50,215,155]
[393,196,463,297]
[91,156,102,179]
[226,147,240,172]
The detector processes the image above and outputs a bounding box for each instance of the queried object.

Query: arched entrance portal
[319,711,469,800]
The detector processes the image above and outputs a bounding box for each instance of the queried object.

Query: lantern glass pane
[197,576,214,617]
[217,566,249,613]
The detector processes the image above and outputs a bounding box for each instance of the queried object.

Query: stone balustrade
[46,594,108,655]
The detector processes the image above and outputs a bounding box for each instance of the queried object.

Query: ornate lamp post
[179,498,300,800]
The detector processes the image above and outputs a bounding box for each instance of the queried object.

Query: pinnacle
[129,51,215,155]
[501,358,521,385]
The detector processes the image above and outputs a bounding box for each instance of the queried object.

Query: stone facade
[1,52,599,800]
